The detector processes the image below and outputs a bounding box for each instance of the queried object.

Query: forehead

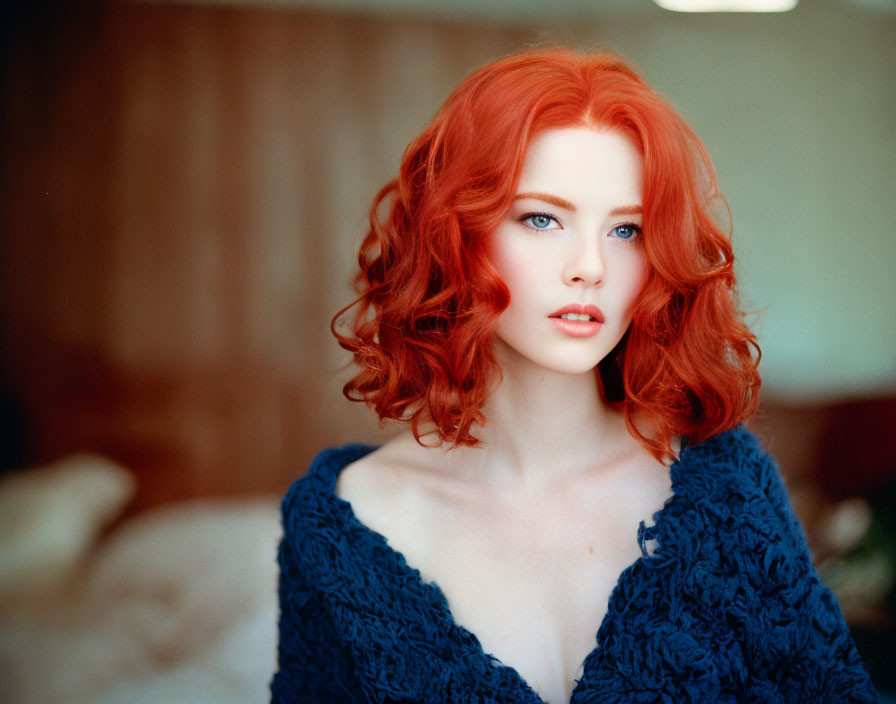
[516,127,643,205]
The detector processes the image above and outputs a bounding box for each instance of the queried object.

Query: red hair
[332,47,761,461]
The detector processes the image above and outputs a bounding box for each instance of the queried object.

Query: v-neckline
[318,443,687,704]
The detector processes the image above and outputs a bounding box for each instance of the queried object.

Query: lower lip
[549,317,603,338]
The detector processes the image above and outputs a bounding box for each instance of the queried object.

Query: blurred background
[0,0,894,701]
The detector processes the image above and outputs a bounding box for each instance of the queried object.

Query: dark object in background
[813,398,896,698]
[0,389,29,477]
[815,396,896,500]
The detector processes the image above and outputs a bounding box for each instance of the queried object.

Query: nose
[563,235,604,287]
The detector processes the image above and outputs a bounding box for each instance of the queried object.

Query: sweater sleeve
[742,446,878,703]
[270,481,363,704]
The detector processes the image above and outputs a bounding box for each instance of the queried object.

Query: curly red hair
[332,47,761,461]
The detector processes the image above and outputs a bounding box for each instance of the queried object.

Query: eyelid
[517,211,563,232]
[609,222,643,240]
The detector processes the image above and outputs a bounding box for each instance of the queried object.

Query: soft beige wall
[384,3,896,401]
[584,7,896,400]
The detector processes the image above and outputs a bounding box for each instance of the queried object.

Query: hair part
[332,47,761,461]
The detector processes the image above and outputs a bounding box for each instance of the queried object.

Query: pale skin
[336,128,676,704]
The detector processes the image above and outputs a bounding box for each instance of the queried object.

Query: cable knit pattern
[271,426,877,703]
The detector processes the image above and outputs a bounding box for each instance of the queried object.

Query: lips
[548,303,605,324]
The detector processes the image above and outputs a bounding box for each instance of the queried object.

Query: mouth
[548,304,605,324]
[555,312,599,322]
[548,304,605,338]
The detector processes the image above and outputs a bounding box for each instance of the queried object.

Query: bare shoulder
[336,431,423,497]
[334,431,446,542]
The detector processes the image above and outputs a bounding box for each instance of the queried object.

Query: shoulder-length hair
[332,47,761,461]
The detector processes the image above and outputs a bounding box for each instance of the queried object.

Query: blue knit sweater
[271,426,876,703]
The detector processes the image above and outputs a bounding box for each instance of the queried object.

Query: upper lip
[549,303,605,322]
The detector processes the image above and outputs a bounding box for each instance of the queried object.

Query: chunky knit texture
[271,426,876,703]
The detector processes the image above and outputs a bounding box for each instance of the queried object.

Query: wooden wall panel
[0,4,528,509]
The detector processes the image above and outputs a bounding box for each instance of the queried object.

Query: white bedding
[0,455,282,704]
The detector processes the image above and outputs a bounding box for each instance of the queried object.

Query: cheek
[489,237,545,297]
[620,255,650,312]
[494,256,529,295]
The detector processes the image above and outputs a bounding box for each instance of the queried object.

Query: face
[488,127,649,376]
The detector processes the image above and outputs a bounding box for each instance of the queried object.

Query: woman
[271,48,876,703]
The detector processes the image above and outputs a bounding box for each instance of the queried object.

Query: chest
[347,475,671,704]
[426,514,643,703]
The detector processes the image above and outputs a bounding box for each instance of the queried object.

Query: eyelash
[611,223,643,241]
[517,212,643,241]
[518,212,560,232]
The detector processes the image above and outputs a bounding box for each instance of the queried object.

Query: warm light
[653,0,798,10]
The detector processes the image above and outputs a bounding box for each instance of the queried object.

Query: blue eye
[520,213,560,231]
[611,224,642,240]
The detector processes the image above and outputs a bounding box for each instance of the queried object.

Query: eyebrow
[513,192,642,217]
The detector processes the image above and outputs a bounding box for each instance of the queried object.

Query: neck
[444,347,628,491]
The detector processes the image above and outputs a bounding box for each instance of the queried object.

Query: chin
[517,352,605,377]
[545,360,603,376]
[494,340,609,377]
